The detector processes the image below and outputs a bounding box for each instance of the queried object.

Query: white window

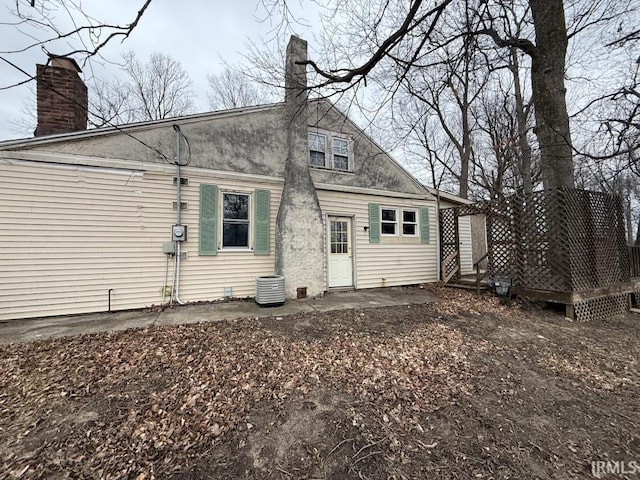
[380,207,419,238]
[332,137,349,171]
[308,130,351,172]
[308,132,326,167]
[381,208,398,235]
[402,209,418,236]
[222,192,250,248]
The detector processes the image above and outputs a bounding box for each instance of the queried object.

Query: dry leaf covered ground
[1,285,639,479]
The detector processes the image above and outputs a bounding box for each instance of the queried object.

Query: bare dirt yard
[1,285,639,479]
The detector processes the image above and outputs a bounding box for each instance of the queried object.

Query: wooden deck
[511,278,640,304]
[511,277,640,319]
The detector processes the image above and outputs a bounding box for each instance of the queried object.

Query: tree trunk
[510,47,533,195]
[459,103,471,199]
[529,0,575,190]
[458,25,473,200]
[636,217,640,246]
[625,195,634,244]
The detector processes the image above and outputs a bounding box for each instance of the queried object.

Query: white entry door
[327,216,353,287]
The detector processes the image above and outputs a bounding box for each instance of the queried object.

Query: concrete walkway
[0,286,438,345]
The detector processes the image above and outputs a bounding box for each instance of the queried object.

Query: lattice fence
[439,208,460,282]
[440,188,631,321]
[565,190,629,290]
[630,246,640,278]
[574,294,630,322]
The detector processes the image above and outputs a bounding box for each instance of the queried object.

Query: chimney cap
[46,54,83,73]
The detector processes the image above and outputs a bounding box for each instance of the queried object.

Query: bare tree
[576,152,640,242]
[207,67,275,110]
[91,52,195,124]
[9,85,36,137]
[472,80,541,199]
[90,78,136,127]
[597,66,640,165]
[394,4,488,199]
[1,1,151,90]
[509,46,535,195]
[396,97,460,192]
[123,51,194,121]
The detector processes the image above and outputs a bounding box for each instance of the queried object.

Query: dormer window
[308,130,352,172]
[309,132,327,167]
[332,137,349,171]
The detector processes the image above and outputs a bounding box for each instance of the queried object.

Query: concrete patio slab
[0,286,438,345]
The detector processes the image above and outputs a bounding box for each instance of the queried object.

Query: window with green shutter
[199,184,218,255]
[369,203,430,244]
[254,189,270,255]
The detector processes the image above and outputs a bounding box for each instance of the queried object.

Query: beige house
[0,38,437,321]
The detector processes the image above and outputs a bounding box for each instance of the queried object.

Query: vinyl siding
[458,216,474,275]
[317,189,437,289]
[0,161,280,321]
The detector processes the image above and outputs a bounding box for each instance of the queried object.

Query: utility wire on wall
[172,124,192,167]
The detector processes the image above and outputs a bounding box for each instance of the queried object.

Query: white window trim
[401,208,419,237]
[380,207,420,238]
[331,135,350,171]
[380,207,399,237]
[308,132,327,168]
[308,128,353,173]
[220,191,252,251]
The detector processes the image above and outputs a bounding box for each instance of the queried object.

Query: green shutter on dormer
[419,207,430,244]
[368,203,380,243]
[254,189,270,255]
[199,184,218,255]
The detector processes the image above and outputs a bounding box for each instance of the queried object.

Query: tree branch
[298,0,455,88]
[475,27,537,58]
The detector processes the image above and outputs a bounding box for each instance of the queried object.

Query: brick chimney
[35,55,88,136]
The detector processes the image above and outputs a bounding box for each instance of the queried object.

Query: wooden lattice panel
[511,191,571,291]
[439,208,460,281]
[566,190,629,290]
[487,210,516,280]
[573,293,630,322]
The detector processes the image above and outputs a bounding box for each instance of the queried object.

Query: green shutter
[368,203,380,243]
[419,207,430,244]
[199,184,218,255]
[254,189,270,255]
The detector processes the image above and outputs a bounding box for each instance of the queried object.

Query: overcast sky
[0,0,321,140]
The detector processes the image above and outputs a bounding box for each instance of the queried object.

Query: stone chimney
[275,36,325,299]
[35,55,88,136]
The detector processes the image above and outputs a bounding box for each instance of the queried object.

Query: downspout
[173,124,185,305]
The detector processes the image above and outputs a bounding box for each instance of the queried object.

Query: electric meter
[172,224,187,242]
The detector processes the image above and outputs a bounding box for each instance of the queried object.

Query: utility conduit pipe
[172,124,185,305]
